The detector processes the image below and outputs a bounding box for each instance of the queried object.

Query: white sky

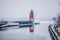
[0,0,60,19]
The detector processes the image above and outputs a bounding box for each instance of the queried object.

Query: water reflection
[0,21,52,40]
[0,27,47,40]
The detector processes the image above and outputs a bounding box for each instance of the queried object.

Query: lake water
[0,21,53,40]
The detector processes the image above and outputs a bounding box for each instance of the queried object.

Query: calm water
[0,21,53,40]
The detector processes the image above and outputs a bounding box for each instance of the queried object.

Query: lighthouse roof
[31,9,33,12]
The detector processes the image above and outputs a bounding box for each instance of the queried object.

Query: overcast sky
[0,0,60,19]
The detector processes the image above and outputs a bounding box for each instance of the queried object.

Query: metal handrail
[48,25,58,40]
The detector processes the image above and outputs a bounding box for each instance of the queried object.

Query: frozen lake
[0,21,53,40]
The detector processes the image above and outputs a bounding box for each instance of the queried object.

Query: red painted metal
[30,27,34,32]
[29,10,34,32]
[29,10,34,21]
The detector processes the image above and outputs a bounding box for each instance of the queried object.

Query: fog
[0,0,60,20]
[0,0,60,40]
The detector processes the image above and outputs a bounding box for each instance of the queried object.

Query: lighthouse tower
[29,10,34,32]
[29,10,34,21]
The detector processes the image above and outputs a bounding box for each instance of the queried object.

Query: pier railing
[48,25,58,40]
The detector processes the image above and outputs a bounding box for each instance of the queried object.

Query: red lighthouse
[30,10,34,21]
[29,10,34,32]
